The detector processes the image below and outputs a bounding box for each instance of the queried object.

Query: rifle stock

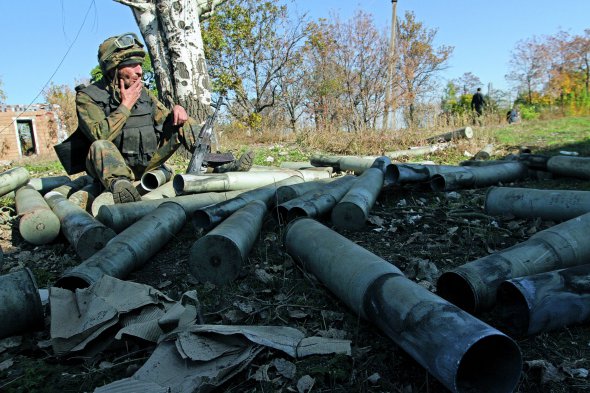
[186,97,224,174]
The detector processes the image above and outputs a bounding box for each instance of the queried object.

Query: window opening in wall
[17,120,36,156]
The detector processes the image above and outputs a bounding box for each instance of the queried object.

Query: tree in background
[333,10,390,132]
[301,18,344,131]
[202,0,307,132]
[396,11,452,129]
[43,83,78,135]
[506,37,547,105]
[115,0,227,124]
[0,77,6,104]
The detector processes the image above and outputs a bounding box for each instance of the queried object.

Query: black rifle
[186,97,224,174]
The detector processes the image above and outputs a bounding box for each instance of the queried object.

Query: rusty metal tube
[140,166,173,191]
[55,201,186,290]
[547,155,590,179]
[0,268,44,339]
[174,170,328,194]
[275,175,357,224]
[430,162,528,191]
[485,187,590,221]
[437,211,590,313]
[496,264,590,336]
[193,176,303,230]
[189,200,267,285]
[45,191,116,259]
[285,218,522,393]
[16,185,61,245]
[331,157,389,230]
[425,127,473,143]
[98,190,243,233]
[0,166,30,197]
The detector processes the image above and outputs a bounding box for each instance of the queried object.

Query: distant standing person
[471,87,485,116]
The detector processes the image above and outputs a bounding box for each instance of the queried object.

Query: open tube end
[496,281,531,336]
[430,174,447,192]
[192,210,213,230]
[455,333,522,393]
[172,174,185,195]
[141,172,159,191]
[437,271,478,314]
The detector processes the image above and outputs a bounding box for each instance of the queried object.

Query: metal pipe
[45,191,116,259]
[174,170,329,195]
[425,127,473,143]
[142,180,176,200]
[68,182,102,212]
[90,191,115,217]
[485,187,590,221]
[385,144,449,159]
[275,175,357,224]
[279,161,313,169]
[547,156,590,179]
[16,185,61,245]
[55,201,187,289]
[430,162,528,191]
[276,179,334,204]
[26,175,72,195]
[0,166,30,197]
[52,175,95,198]
[193,176,303,230]
[517,153,549,170]
[98,190,243,233]
[437,211,590,313]
[496,263,590,336]
[390,163,463,185]
[140,166,173,191]
[0,268,44,339]
[331,157,389,230]
[284,218,521,393]
[189,200,267,286]
[472,144,494,160]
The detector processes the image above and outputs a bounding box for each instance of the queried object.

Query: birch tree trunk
[115,0,227,123]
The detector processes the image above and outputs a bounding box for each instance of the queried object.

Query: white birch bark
[115,0,227,122]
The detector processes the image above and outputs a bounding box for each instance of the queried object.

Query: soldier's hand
[172,105,188,126]
[120,78,142,111]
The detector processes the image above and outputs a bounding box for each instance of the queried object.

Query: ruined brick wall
[0,105,60,161]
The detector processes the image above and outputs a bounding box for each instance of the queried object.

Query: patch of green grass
[22,160,65,176]
[253,145,309,166]
[493,116,590,155]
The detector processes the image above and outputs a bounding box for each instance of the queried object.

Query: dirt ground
[0,164,589,392]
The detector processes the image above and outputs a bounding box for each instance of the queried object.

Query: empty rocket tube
[0,166,30,197]
[437,211,590,313]
[0,268,44,339]
[55,201,187,290]
[189,200,267,286]
[45,191,116,259]
[430,162,528,191]
[284,218,521,393]
[140,166,173,191]
[425,126,473,143]
[547,155,590,179]
[496,263,590,336]
[485,186,590,221]
[331,157,390,230]
[274,175,357,224]
[16,185,61,245]
[192,176,303,230]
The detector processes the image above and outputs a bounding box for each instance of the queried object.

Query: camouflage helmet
[98,32,146,75]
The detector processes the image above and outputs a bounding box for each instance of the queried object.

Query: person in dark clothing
[470,88,485,116]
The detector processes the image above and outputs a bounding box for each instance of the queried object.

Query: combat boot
[214,150,254,173]
[110,177,142,204]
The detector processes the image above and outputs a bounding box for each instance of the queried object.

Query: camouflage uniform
[77,75,197,190]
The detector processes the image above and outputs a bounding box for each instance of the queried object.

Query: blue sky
[1,0,588,105]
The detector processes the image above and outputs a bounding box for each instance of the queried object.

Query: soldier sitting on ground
[76,32,253,203]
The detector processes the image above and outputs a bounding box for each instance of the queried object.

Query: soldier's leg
[86,140,140,203]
